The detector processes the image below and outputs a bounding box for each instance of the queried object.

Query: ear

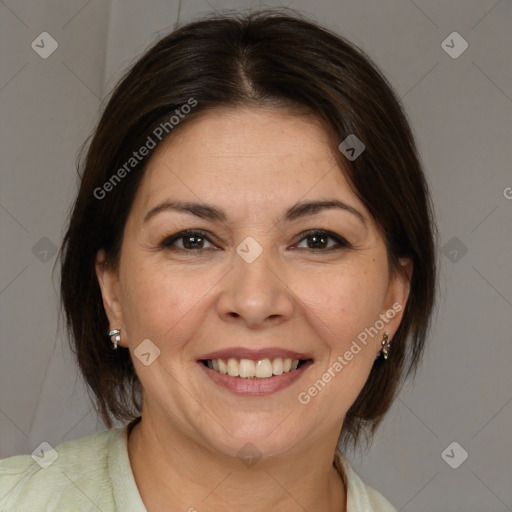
[95,249,127,346]
[378,257,413,353]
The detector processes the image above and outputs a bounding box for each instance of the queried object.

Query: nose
[216,241,295,329]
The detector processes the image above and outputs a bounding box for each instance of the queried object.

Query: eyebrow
[143,199,367,228]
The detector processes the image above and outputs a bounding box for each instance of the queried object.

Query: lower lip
[198,360,313,396]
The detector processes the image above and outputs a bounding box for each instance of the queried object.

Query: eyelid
[160,229,214,249]
[160,228,351,252]
[293,229,351,250]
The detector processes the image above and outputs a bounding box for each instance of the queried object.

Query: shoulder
[0,428,122,512]
[334,451,397,512]
[362,482,397,512]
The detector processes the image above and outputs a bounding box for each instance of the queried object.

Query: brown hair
[57,8,438,451]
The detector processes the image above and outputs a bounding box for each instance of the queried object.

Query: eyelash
[159,229,351,255]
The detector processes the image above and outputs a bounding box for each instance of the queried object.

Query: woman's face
[96,107,411,458]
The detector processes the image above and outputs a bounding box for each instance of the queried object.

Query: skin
[96,107,412,512]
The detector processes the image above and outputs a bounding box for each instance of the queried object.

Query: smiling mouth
[200,357,313,379]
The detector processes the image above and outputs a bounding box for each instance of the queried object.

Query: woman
[0,9,437,511]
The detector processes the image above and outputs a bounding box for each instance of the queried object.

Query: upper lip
[198,347,312,361]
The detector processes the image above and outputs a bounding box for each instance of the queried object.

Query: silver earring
[108,329,121,349]
[380,332,391,360]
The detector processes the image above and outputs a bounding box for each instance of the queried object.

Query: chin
[196,416,305,462]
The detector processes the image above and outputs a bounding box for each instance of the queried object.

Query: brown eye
[295,230,350,251]
[160,228,350,255]
[161,230,215,254]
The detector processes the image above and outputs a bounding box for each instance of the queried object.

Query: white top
[0,424,396,511]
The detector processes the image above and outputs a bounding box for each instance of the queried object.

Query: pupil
[309,234,326,249]
[185,235,203,249]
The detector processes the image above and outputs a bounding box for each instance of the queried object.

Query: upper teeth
[206,358,300,378]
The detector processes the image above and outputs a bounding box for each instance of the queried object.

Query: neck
[127,414,346,512]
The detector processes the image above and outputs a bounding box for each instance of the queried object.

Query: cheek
[119,260,216,343]
[323,267,388,393]
[301,270,386,416]
[314,264,388,344]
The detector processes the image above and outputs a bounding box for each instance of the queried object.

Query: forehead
[132,107,362,220]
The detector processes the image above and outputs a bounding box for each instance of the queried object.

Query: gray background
[1,0,511,510]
